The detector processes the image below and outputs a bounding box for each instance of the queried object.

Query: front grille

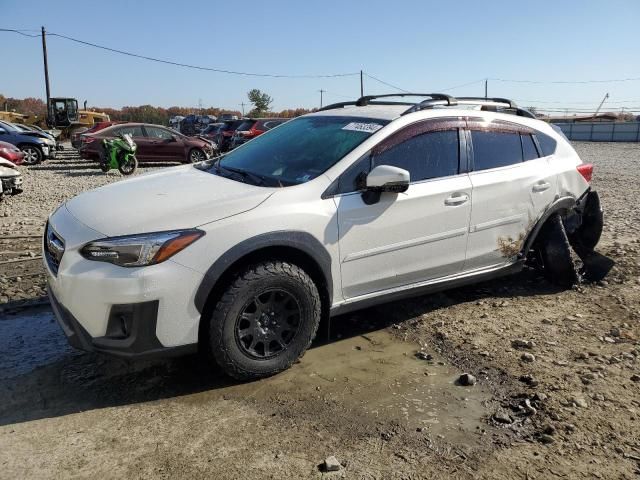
[44,222,65,275]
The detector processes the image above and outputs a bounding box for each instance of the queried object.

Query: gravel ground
[0,142,639,479]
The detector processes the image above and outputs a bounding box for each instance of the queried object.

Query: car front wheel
[208,261,322,380]
[20,145,44,165]
[188,148,206,163]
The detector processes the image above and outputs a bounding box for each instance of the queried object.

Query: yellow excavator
[46,98,110,138]
[0,110,32,124]
[0,98,109,139]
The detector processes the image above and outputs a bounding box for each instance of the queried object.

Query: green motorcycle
[99,133,138,175]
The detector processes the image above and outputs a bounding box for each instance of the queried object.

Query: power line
[1,28,360,79]
[440,79,486,92]
[517,98,640,104]
[490,76,640,84]
[0,28,40,37]
[363,73,411,93]
[3,27,640,90]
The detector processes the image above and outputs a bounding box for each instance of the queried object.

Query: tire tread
[209,260,321,380]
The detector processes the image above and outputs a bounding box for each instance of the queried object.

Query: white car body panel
[465,155,557,270]
[46,205,204,346]
[335,173,472,298]
[65,165,273,236]
[44,103,591,354]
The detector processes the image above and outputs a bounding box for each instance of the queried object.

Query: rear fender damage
[522,189,612,283]
[564,190,613,282]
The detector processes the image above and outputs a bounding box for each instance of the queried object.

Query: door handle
[444,193,469,206]
[532,182,551,193]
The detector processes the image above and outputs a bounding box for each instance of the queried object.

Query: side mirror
[366,165,410,193]
[168,135,177,142]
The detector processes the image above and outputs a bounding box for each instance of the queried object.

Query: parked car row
[78,122,216,164]
[71,121,125,149]
[0,140,24,201]
[202,118,288,152]
[0,120,58,164]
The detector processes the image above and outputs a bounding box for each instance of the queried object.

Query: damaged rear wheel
[535,214,578,288]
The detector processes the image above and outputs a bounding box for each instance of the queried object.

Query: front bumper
[48,287,196,359]
[1,175,23,194]
[41,144,57,159]
[44,205,204,359]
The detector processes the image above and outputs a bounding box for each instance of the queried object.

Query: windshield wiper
[213,161,267,186]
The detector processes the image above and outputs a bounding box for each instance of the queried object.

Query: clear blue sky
[2,0,640,113]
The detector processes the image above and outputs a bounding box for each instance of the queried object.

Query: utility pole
[484,79,488,99]
[360,70,364,97]
[593,93,609,117]
[41,26,51,120]
[239,102,246,116]
[318,89,325,108]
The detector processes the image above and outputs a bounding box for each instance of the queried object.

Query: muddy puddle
[1,308,494,447]
[215,329,494,445]
[0,308,77,380]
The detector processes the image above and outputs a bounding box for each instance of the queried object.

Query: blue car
[0,120,57,164]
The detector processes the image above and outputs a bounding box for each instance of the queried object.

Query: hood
[64,166,273,237]
[20,131,52,141]
[0,157,18,168]
[17,132,53,145]
[0,159,20,177]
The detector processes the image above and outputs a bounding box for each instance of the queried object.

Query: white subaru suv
[45,94,603,379]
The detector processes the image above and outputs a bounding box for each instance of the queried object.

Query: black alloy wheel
[235,288,302,359]
[189,148,206,163]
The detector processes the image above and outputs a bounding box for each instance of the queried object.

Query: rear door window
[470,131,523,170]
[521,134,539,161]
[145,126,174,140]
[116,125,144,138]
[372,130,460,182]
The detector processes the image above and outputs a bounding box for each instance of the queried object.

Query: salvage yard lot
[0,143,639,479]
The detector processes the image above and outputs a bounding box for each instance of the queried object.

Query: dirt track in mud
[0,143,639,479]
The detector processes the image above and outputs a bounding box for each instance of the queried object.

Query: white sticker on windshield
[342,122,383,133]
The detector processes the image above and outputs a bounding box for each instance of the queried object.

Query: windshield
[0,121,20,132]
[202,124,221,134]
[234,120,255,132]
[205,115,388,186]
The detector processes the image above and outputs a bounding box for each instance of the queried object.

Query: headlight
[81,229,204,267]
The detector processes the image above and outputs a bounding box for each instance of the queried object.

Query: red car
[72,121,124,149]
[79,123,216,163]
[229,118,288,150]
[0,140,25,165]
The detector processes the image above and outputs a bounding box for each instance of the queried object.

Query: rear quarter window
[521,134,539,161]
[536,132,558,157]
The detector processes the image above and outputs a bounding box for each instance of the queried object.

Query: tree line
[0,91,315,126]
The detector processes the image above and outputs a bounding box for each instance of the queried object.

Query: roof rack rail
[318,100,417,112]
[354,93,456,107]
[457,97,517,109]
[403,96,536,119]
[318,93,536,119]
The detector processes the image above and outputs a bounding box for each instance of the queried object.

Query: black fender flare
[194,231,333,314]
[520,196,577,256]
